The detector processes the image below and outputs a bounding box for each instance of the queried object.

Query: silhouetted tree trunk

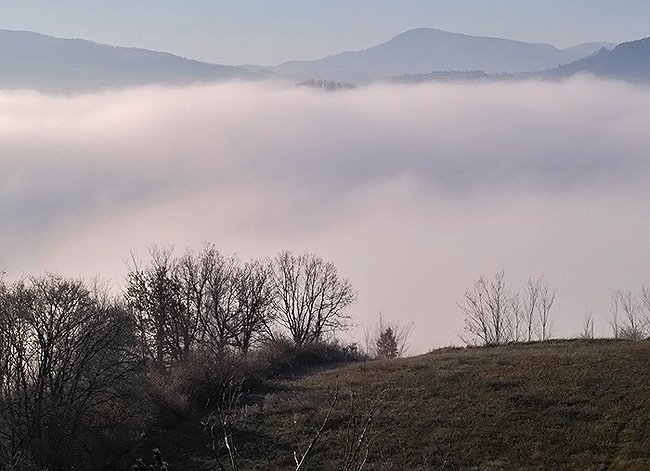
[125,246,186,366]
[232,259,274,353]
[200,249,240,354]
[536,280,556,341]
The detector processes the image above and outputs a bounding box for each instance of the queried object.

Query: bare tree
[272,251,357,346]
[125,246,187,366]
[177,246,213,349]
[641,286,650,319]
[199,249,241,354]
[0,275,141,471]
[509,292,525,342]
[581,309,595,339]
[177,247,274,355]
[203,380,245,471]
[610,290,648,340]
[522,277,542,342]
[536,280,556,341]
[609,294,621,340]
[460,272,556,345]
[125,246,358,360]
[231,259,274,353]
[459,271,513,346]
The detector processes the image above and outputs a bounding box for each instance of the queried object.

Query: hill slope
[169,340,650,470]
[271,28,612,81]
[0,29,255,92]
[549,37,650,82]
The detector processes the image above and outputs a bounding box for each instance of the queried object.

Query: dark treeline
[126,245,357,363]
[0,246,358,471]
[0,275,143,471]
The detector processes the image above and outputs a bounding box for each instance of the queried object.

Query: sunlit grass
[136,339,650,470]
[237,339,650,470]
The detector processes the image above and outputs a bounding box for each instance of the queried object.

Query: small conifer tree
[376,327,398,359]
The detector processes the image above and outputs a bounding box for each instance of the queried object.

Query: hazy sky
[3,78,650,352]
[1,1,649,65]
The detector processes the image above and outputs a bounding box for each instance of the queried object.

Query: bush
[257,337,366,377]
[147,349,258,413]
[144,338,365,420]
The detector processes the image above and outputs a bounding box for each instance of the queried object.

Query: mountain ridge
[547,36,650,82]
[2,27,643,91]
[269,27,615,81]
[0,28,257,92]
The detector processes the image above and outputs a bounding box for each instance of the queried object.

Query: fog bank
[2,77,650,351]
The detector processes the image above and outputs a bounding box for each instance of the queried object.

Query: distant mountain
[269,28,613,82]
[547,37,650,82]
[561,42,616,60]
[390,37,650,85]
[1,28,632,91]
[0,29,256,92]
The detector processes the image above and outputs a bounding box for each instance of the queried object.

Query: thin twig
[294,383,339,470]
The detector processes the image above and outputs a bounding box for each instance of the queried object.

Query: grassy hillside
[141,339,650,470]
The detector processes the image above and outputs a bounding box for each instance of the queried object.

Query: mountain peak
[392,27,452,38]
[611,36,650,53]
[273,28,609,81]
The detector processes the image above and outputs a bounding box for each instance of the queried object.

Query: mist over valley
[3,73,650,350]
[3,7,650,468]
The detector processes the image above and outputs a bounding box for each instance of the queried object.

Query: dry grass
[135,339,650,470]
[234,339,650,470]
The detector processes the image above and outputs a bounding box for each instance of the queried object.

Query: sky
[3,78,650,353]
[0,1,649,65]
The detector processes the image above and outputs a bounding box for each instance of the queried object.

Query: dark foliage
[132,448,169,471]
[375,328,398,359]
[258,337,367,377]
[298,79,357,91]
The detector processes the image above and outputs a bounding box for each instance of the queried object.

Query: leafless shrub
[459,271,513,346]
[459,272,556,346]
[610,289,649,340]
[580,309,595,339]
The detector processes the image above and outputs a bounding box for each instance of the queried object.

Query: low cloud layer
[2,77,650,351]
